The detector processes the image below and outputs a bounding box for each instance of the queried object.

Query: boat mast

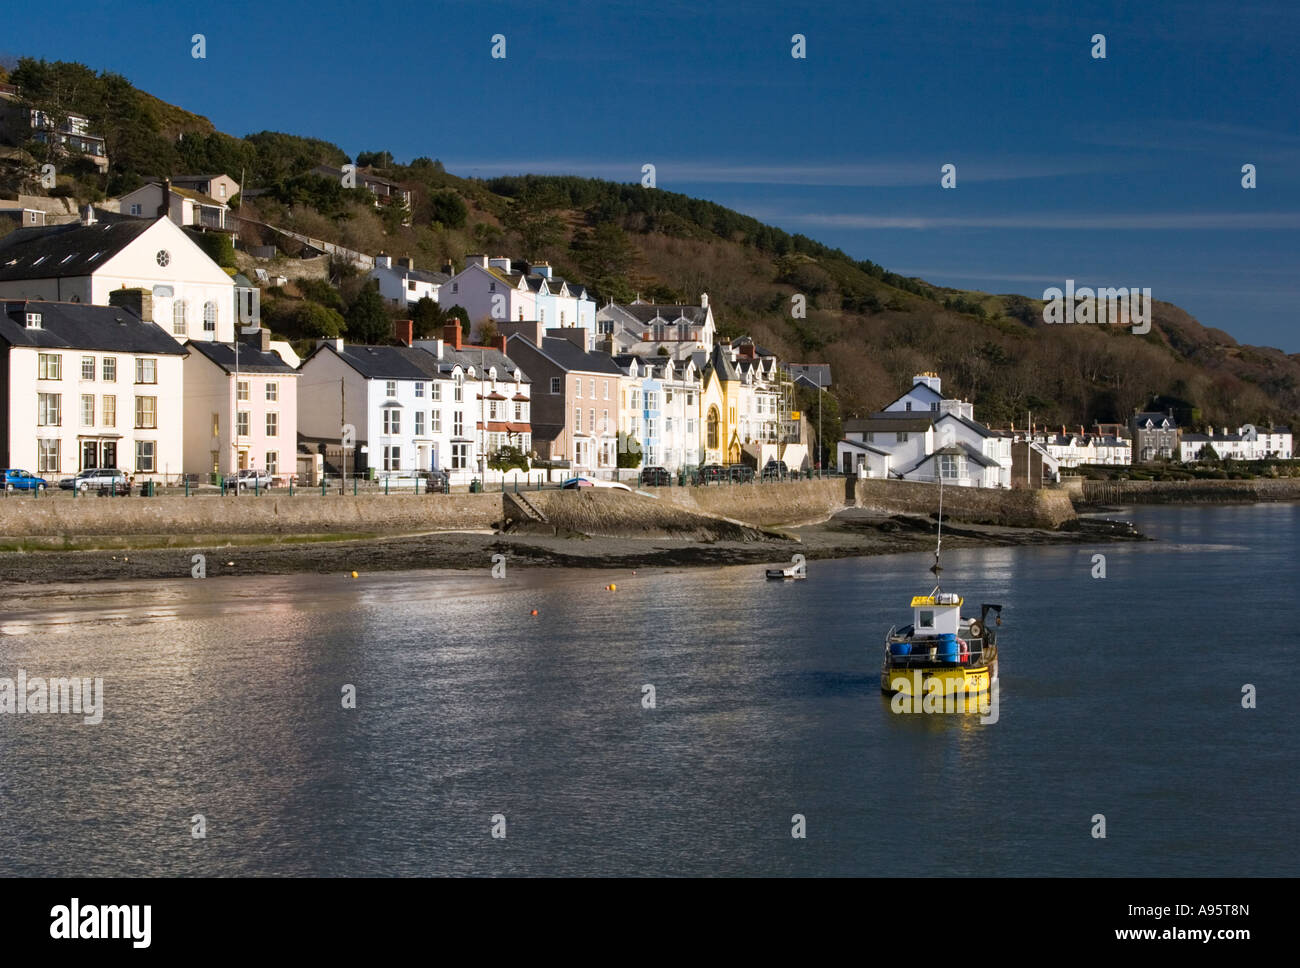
[930,474,944,589]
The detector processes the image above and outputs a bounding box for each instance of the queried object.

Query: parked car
[639,466,672,487]
[561,476,632,492]
[726,464,754,483]
[3,468,48,491]
[62,468,128,494]
[698,463,725,484]
[762,460,790,481]
[423,469,450,493]
[228,468,274,491]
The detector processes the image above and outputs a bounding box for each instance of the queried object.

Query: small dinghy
[766,554,806,580]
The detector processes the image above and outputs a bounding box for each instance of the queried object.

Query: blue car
[3,468,48,491]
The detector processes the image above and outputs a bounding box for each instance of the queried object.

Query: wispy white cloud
[748,211,1300,230]
[446,157,1139,187]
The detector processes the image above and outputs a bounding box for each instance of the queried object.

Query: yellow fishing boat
[880,477,1003,703]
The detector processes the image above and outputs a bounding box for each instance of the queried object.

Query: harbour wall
[0,478,1077,543]
[1079,478,1300,504]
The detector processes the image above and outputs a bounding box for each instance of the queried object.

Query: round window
[156,249,171,267]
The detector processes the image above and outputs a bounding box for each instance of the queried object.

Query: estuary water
[1,504,1296,876]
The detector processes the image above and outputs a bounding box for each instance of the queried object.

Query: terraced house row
[0,214,821,486]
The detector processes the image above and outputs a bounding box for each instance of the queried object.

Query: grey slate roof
[0,300,185,354]
[788,364,831,388]
[439,345,530,381]
[705,342,739,382]
[937,412,993,438]
[883,382,944,409]
[619,304,709,325]
[0,218,155,281]
[187,339,297,375]
[844,415,933,434]
[322,343,444,381]
[522,335,622,375]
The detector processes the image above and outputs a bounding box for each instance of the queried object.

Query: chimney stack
[495,334,508,354]
[393,319,414,346]
[109,287,153,323]
[239,327,271,353]
[443,322,463,350]
[396,256,413,270]
[158,178,171,219]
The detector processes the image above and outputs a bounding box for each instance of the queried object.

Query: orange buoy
[530,609,538,616]
[608,583,617,591]
[350,571,358,578]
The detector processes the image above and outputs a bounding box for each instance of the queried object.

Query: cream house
[0,212,236,344]
[0,294,185,480]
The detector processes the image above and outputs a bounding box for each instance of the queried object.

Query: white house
[596,296,716,361]
[0,212,236,344]
[839,373,1011,486]
[183,330,299,483]
[119,180,230,231]
[369,254,449,306]
[0,295,185,480]
[298,326,530,485]
[170,174,241,204]
[1179,424,1293,462]
[442,255,595,342]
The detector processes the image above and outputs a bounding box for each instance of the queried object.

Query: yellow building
[700,343,742,464]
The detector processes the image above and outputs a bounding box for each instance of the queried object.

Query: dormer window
[25,312,42,329]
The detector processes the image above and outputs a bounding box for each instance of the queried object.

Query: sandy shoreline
[0,509,1144,585]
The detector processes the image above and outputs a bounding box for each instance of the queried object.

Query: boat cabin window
[918,610,935,629]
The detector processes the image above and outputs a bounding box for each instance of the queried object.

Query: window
[173,299,188,335]
[687,418,695,436]
[386,380,397,397]
[514,402,522,421]
[550,377,561,394]
[218,184,226,198]
[203,301,216,333]
[81,394,94,427]
[602,409,609,432]
[39,354,61,380]
[265,382,278,402]
[384,446,401,471]
[589,378,595,398]
[38,439,60,474]
[453,412,463,436]
[37,393,61,426]
[576,379,582,399]
[430,383,442,401]
[136,396,157,429]
[415,411,425,435]
[931,402,939,412]
[939,454,961,480]
[574,407,582,433]
[489,401,498,420]
[102,357,116,382]
[604,381,610,400]
[897,432,909,443]
[236,410,249,436]
[431,410,441,433]
[135,358,156,384]
[155,250,170,268]
[130,203,141,216]
[103,395,115,428]
[590,409,596,434]
[905,402,912,411]
[631,390,640,410]
[707,407,719,449]
[415,382,424,398]
[135,440,156,472]
[211,412,220,437]
[646,391,658,410]
[81,356,95,381]
[451,442,468,469]
[265,451,278,474]
[453,377,463,402]
[918,610,935,629]
[865,432,875,443]
[383,409,401,434]
[266,412,278,437]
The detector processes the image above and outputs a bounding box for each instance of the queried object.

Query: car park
[3,468,48,491]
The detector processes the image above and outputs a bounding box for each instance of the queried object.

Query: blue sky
[8,0,1298,349]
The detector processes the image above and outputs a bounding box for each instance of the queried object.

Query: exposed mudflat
[0,509,1144,585]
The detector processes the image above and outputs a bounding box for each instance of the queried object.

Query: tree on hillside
[411,296,444,339]
[503,186,565,258]
[424,190,467,229]
[356,150,393,169]
[346,282,391,344]
[572,222,637,299]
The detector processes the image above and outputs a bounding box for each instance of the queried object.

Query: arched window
[203,301,217,333]
[707,406,719,450]
[172,300,187,335]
